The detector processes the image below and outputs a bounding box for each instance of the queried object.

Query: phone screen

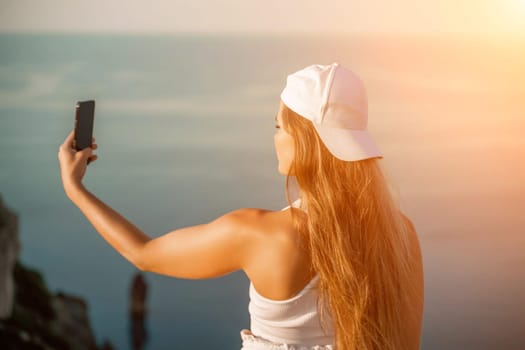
[74,100,95,151]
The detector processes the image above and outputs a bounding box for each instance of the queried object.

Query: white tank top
[247,198,335,347]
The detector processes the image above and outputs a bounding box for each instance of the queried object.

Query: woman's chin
[277,166,290,176]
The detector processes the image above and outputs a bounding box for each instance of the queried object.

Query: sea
[0,32,524,349]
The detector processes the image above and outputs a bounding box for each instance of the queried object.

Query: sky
[0,0,524,35]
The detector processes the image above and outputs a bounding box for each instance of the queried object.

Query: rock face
[0,194,114,350]
[50,292,101,350]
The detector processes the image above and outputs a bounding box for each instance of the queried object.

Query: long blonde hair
[281,104,421,349]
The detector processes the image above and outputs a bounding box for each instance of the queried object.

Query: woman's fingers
[90,141,98,162]
[88,153,98,165]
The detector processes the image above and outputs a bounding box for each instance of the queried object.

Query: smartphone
[74,100,95,164]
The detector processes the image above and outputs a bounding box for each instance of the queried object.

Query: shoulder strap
[280,198,302,211]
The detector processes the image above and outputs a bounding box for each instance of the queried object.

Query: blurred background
[0,1,523,349]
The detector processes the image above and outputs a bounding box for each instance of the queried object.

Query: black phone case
[74,100,95,152]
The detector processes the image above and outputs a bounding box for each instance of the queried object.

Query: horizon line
[0,29,523,39]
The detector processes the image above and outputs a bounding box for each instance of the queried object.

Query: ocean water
[0,33,524,349]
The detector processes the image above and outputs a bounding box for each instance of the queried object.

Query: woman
[58,62,424,350]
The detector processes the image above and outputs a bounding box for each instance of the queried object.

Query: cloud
[0,63,279,117]
[0,62,82,107]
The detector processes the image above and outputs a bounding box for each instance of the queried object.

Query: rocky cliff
[0,194,115,350]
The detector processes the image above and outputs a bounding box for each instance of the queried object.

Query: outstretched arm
[58,129,258,279]
[68,184,259,278]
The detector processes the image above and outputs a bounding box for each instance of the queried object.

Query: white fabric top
[247,198,335,347]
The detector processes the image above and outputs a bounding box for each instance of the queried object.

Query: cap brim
[312,122,383,161]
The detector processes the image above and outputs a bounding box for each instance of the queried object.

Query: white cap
[280,62,383,161]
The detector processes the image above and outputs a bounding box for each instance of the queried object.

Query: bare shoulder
[219,206,296,243]
[226,206,300,263]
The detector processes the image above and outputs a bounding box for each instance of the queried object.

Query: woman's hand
[58,130,98,198]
